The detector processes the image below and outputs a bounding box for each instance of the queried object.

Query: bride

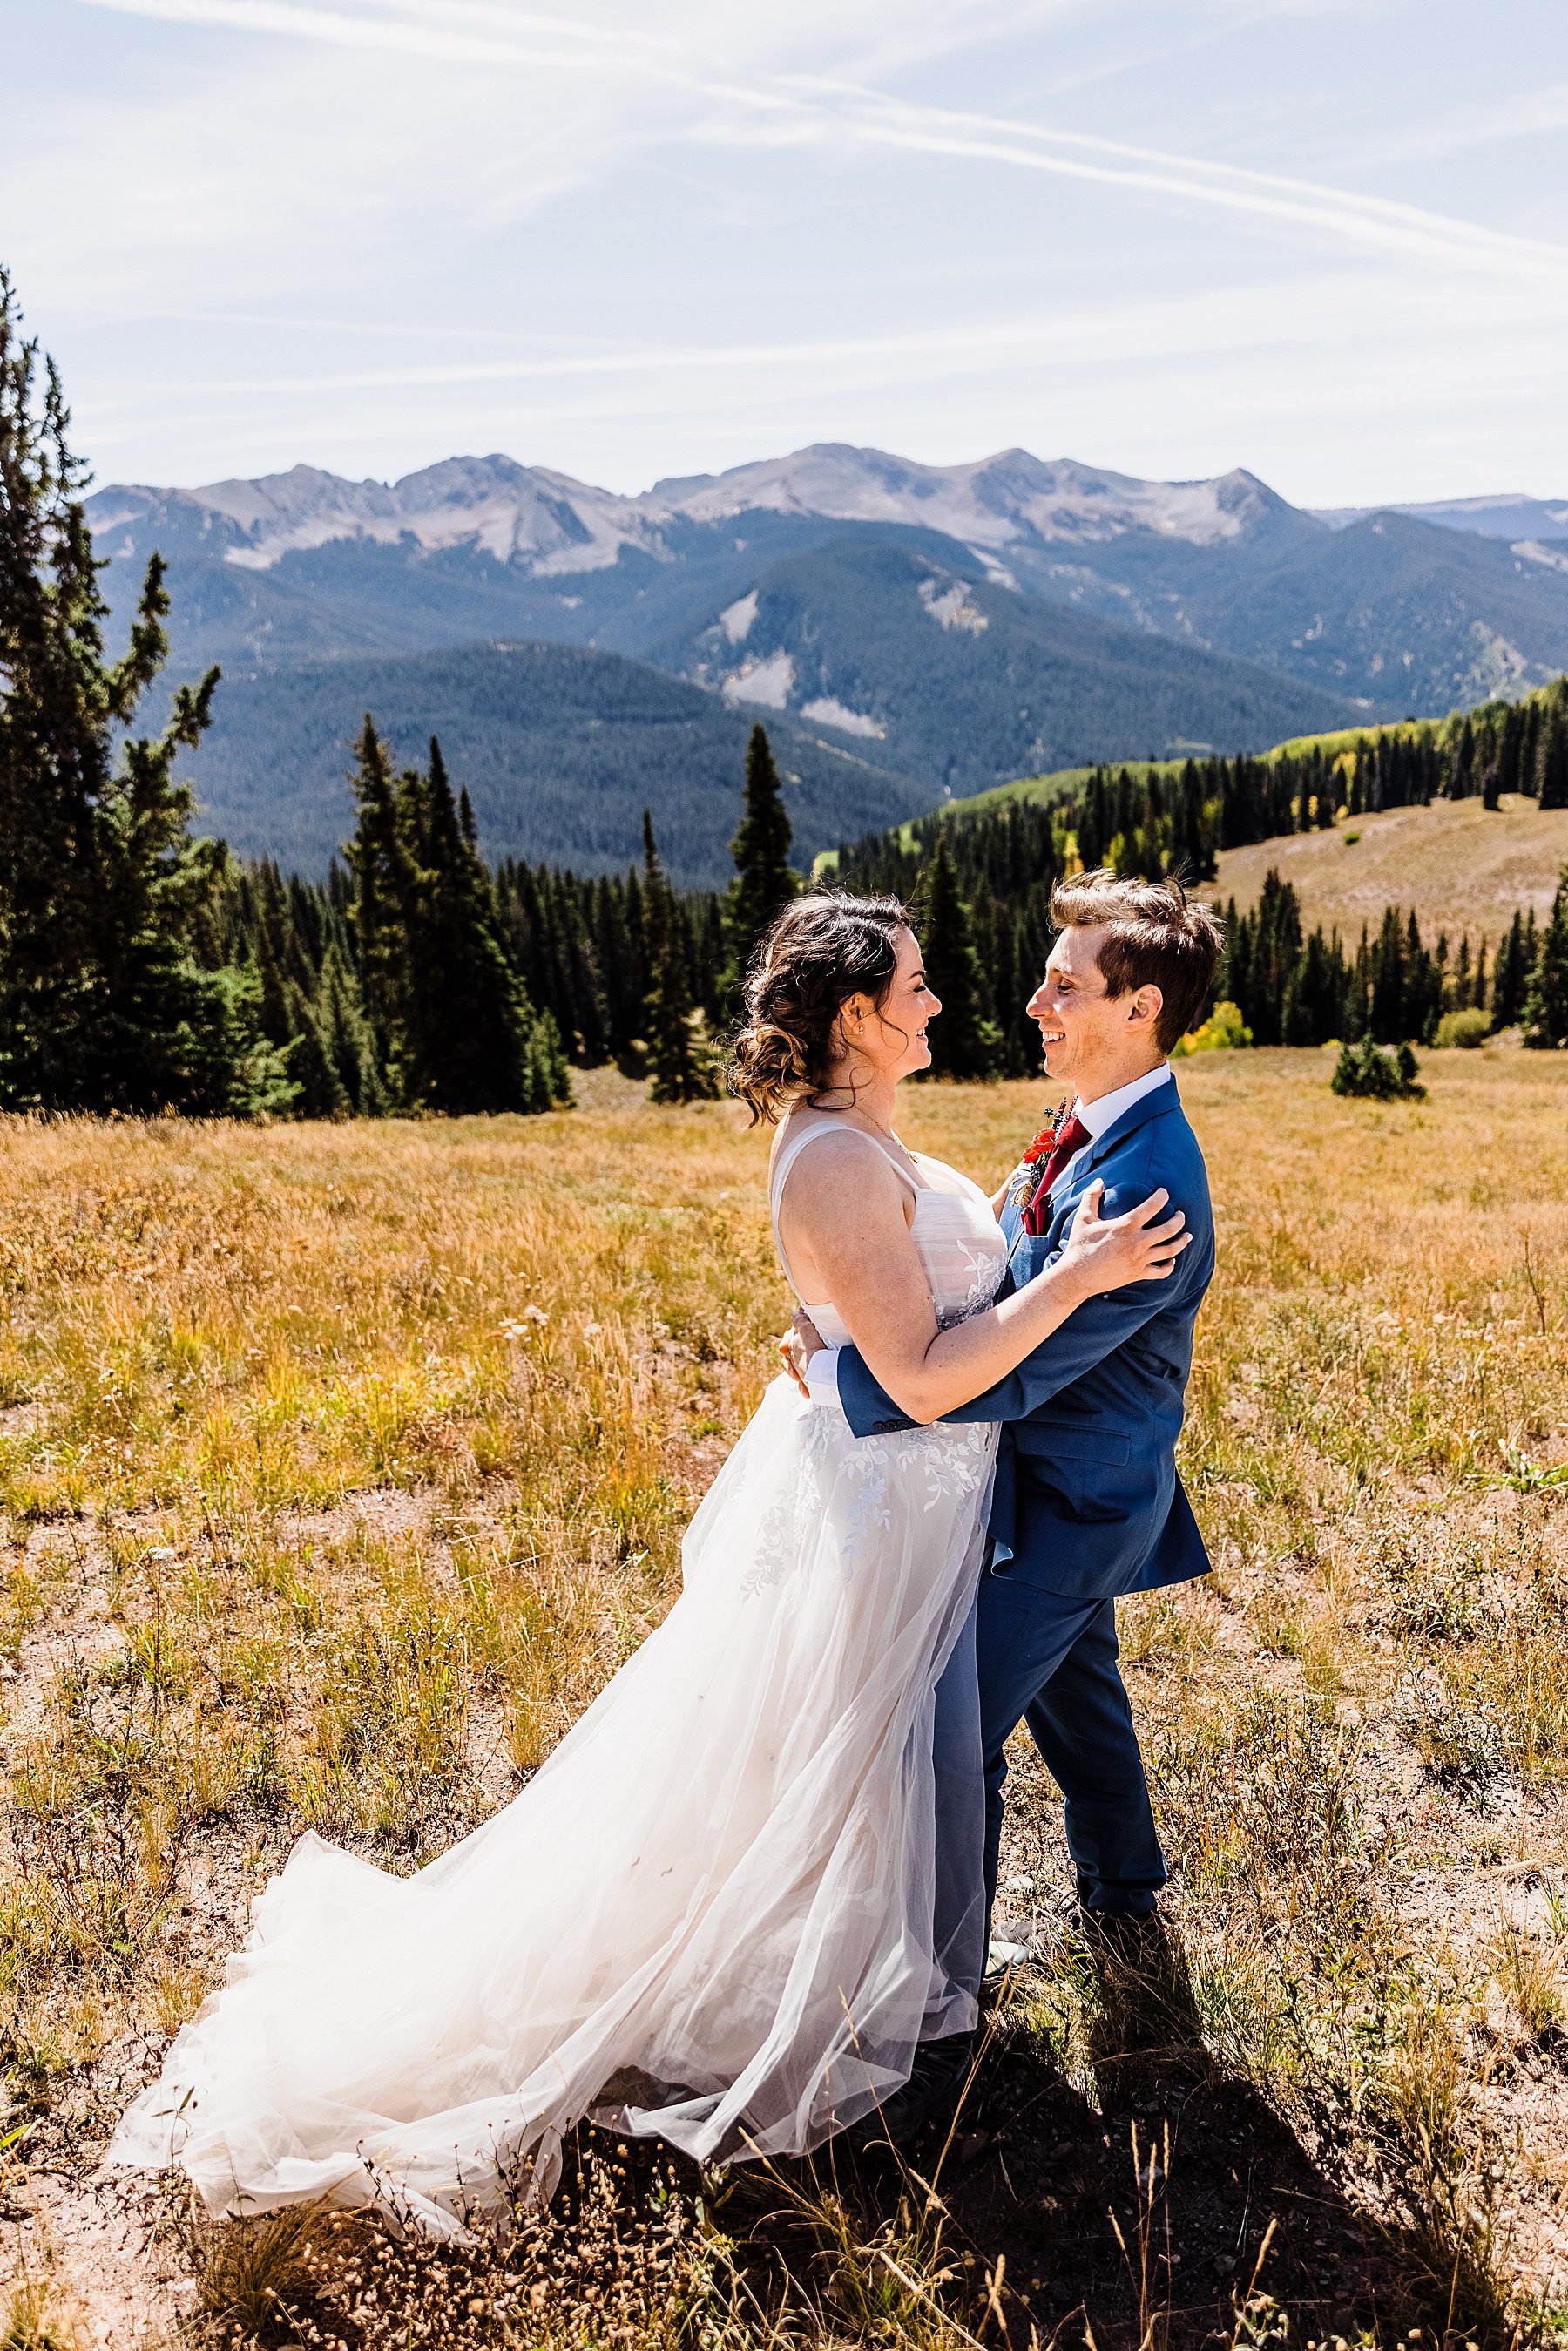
[110,892,1186,2235]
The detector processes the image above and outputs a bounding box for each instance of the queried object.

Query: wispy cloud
[75,0,1568,292]
[75,0,662,72]
[1369,78,1568,165]
[68,262,1555,437]
[750,86,1568,288]
[30,0,1568,503]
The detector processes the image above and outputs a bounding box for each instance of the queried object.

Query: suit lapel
[1074,1079,1182,1182]
[1004,1081,1186,1274]
[1035,1081,1185,1253]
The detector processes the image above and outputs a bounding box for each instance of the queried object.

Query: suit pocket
[1006,1233,1061,1284]
[1013,1419,1132,1467]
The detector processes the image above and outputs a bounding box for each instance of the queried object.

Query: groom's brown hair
[1049,870,1223,1054]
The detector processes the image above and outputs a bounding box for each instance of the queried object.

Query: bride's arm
[778,1135,1187,1426]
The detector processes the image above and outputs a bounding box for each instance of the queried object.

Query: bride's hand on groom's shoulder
[1060,1178,1190,1294]
[779,1308,825,1397]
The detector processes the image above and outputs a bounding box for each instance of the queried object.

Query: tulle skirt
[109,1379,997,2233]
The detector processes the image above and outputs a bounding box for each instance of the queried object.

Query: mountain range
[89,445,1568,884]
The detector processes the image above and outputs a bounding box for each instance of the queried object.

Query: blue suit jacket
[837,1080,1214,1602]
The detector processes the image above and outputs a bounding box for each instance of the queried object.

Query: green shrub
[1332,1036,1426,1100]
[1435,1007,1490,1050]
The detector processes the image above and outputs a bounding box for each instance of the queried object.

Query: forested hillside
[141,535,1359,879]
[185,640,932,885]
[661,532,1358,801]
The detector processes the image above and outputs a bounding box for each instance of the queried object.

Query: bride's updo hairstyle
[729,892,912,1126]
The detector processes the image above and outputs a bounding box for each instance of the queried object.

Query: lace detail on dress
[740,1413,996,1599]
[740,1410,832,1596]
[936,1235,1007,1331]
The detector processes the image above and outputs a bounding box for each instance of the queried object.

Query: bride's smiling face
[839,925,940,1082]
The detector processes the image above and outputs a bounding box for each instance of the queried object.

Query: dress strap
[768,1121,919,1302]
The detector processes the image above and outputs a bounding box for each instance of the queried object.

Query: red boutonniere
[1010,1101,1073,1215]
[1021,1104,1073,1166]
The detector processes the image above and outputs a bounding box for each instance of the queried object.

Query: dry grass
[0,1052,1565,2347]
[1214,794,1568,941]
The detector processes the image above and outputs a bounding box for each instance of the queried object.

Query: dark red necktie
[1022,1113,1091,1235]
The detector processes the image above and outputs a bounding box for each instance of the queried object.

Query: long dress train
[108,1119,1005,2234]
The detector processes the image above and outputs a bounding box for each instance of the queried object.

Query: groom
[794,869,1223,2133]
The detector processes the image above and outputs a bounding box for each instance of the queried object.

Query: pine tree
[1538,708,1568,810]
[402,737,564,1114]
[1369,907,1407,1043]
[1522,699,1543,800]
[721,724,798,1016]
[1447,715,1476,800]
[1281,928,1345,1045]
[344,725,566,1114]
[344,716,416,1092]
[592,874,642,1063]
[695,895,726,1027]
[920,830,1002,1080]
[642,811,720,1103]
[0,269,288,1114]
[1491,910,1531,1029]
[1318,752,1339,829]
[281,981,350,1117]
[315,940,385,1114]
[1522,868,1568,1050]
[1077,772,1109,871]
[1241,870,1305,1046]
[1403,911,1443,1043]
[1498,702,1527,798]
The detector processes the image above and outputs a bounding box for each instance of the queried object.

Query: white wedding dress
[109,1118,1005,2234]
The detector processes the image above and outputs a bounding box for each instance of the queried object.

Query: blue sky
[4,0,1566,504]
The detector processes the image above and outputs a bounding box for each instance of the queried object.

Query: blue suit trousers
[931,1575,1168,2009]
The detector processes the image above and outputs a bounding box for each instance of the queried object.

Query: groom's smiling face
[1028,923,1164,1100]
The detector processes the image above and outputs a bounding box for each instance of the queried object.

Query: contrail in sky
[74,0,1568,291]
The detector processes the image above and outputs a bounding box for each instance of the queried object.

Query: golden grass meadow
[1,1048,1566,2351]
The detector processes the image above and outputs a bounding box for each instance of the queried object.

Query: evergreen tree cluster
[1219,877,1477,1049]
[227,722,573,1118]
[212,723,806,1116]
[485,723,794,1099]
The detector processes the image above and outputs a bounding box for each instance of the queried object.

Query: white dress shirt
[802,1060,1173,1407]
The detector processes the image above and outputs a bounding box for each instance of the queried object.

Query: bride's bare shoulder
[773,1115,909,1217]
